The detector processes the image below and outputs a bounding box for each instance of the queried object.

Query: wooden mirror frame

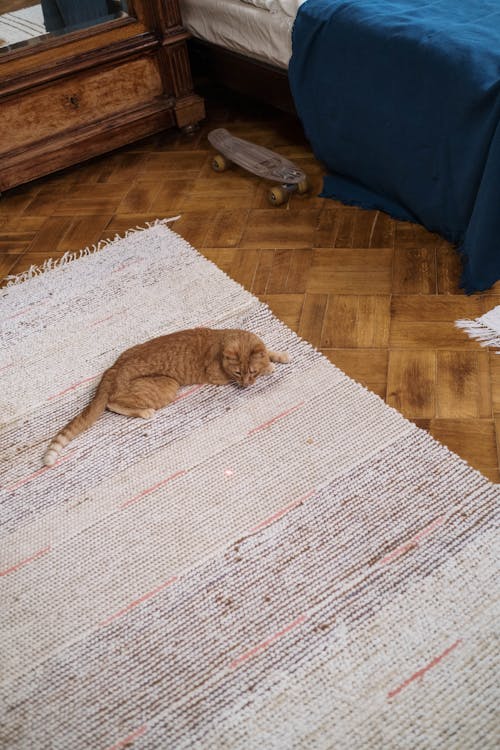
[0,0,205,192]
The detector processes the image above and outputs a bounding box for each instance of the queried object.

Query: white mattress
[180,0,295,70]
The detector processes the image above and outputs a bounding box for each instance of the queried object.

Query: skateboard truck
[208,128,309,206]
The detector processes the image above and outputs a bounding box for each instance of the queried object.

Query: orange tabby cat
[43,327,289,466]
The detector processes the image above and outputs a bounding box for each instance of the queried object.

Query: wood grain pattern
[387,351,436,419]
[392,248,437,294]
[0,0,205,192]
[298,294,328,348]
[307,248,393,294]
[321,296,391,348]
[322,349,388,399]
[1,58,163,151]
[1,85,498,481]
[428,419,498,475]
[436,351,491,419]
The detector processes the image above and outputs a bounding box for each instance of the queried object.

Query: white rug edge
[2,216,497,487]
[456,309,500,351]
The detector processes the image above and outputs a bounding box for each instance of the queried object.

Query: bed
[182,0,297,112]
[181,0,294,70]
[181,0,500,293]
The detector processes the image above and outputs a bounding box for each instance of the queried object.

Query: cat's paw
[140,408,156,420]
[269,350,290,364]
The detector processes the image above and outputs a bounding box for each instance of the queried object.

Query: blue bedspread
[289,0,500,292]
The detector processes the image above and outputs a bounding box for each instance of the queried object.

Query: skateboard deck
[208,128,309,205]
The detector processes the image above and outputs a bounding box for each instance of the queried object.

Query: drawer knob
[65,94,80,109]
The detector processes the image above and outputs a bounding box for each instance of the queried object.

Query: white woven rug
[1,221,498,749]
[457,305,500,350]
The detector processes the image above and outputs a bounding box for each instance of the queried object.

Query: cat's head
[221,332,272,387]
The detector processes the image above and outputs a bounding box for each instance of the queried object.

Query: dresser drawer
[0,56,164,153]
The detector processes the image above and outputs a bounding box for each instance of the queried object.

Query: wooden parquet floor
[1,87,499,482]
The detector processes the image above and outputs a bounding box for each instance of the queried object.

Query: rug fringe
[3,217,181,287]
[455,318,500,350]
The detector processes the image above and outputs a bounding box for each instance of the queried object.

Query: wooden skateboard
[208,128,309,206]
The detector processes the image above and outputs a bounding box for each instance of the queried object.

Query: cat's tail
[43,369,115,467]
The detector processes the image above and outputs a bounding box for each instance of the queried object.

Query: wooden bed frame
[189,38,296,115]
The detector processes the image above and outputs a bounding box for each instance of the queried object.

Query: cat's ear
[223,346,239,360]
[251,346,267,358]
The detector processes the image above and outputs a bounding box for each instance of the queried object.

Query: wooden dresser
[0,0,205,192]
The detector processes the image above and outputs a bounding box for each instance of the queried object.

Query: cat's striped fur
[43,327,288,466]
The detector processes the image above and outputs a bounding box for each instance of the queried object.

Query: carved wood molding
[0,0,205,192]
[1,102,176,192]
[127,0,181,33]
[0,32,158,97]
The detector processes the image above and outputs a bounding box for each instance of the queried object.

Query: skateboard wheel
[297,179,309,195]
[268,186,287,206]
[212,154,228,172]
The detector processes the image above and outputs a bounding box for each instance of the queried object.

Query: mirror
[0,1,129,53]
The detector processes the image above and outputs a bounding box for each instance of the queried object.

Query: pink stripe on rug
[99,578,177,628]
[230,614,308,669]
[387,639,463,699]
[248,401,304,435]
[120,471,187,509]
[0,546,51,577]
